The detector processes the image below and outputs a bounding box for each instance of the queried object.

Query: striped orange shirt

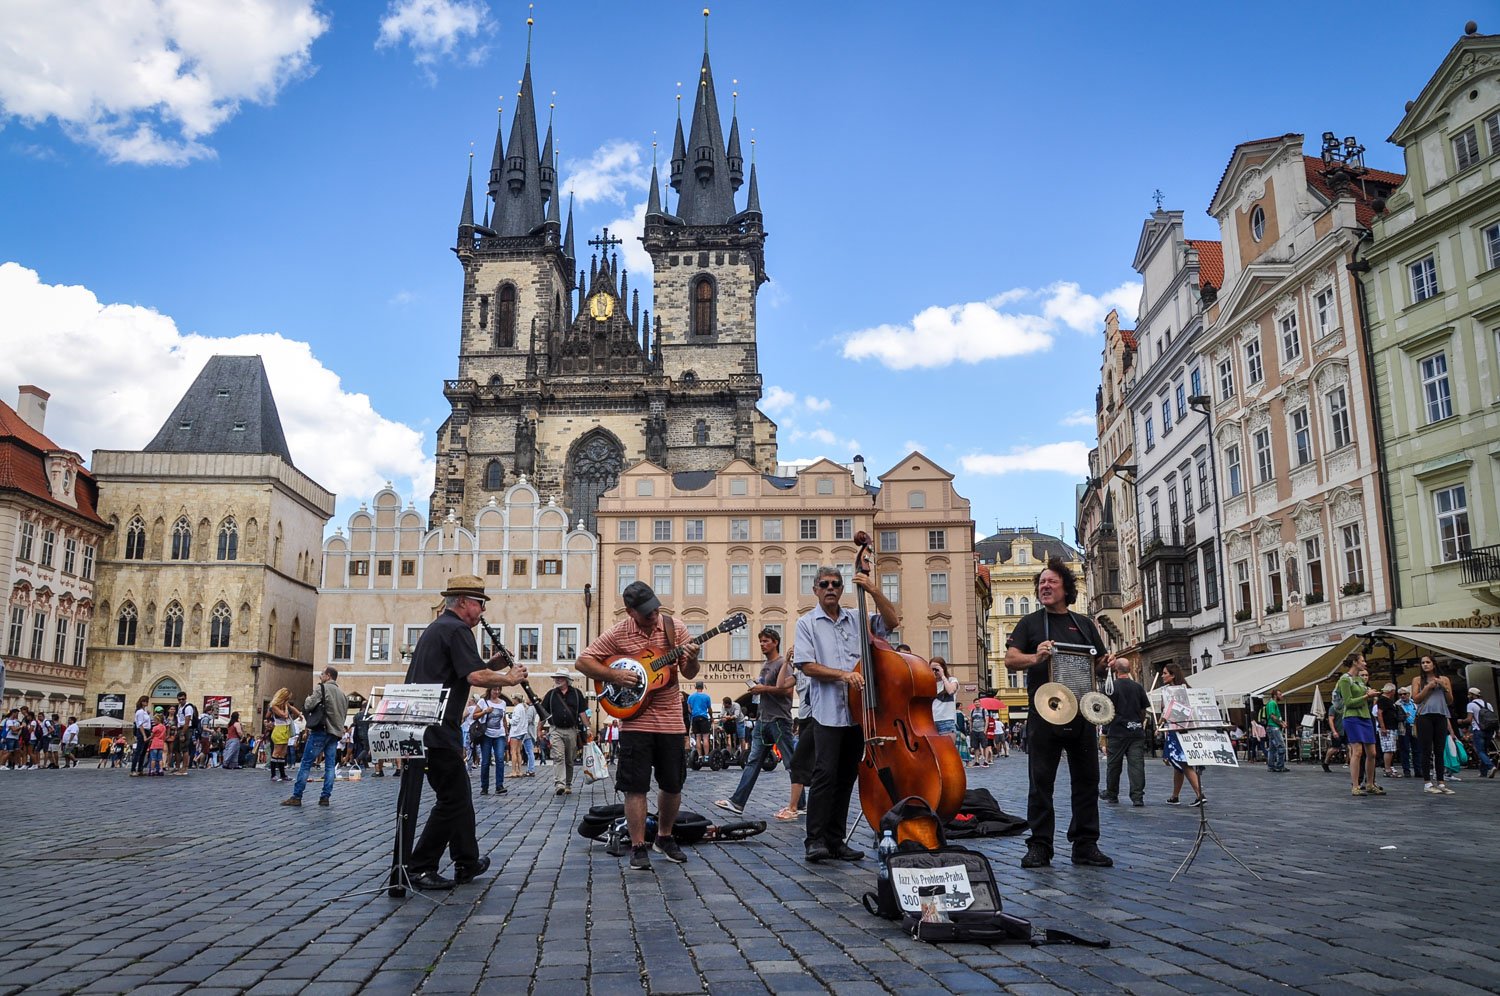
[583,614,692,734]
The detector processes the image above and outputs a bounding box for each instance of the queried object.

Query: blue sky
[0,1,1480,539]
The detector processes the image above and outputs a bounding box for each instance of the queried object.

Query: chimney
[17,386,49,433]
[850,454,867,489]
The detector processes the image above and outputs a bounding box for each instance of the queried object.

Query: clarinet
[478,617,550,722]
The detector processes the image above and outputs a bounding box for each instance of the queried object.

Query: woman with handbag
[1412,656,1454,795]
[223,712,244,770]
[267,688,303,783]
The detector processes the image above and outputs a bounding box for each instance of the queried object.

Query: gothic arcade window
[124,517,146,560]
[497,284,517,348]
[171,516,192,560]
[485,460,504,490]
[691,276,715,336]
[217,518,238,561]
[566,431,625,534]
[209,602,232,648]
[162,602,184,648]
[694,419,708,445]
[117,602,138,646]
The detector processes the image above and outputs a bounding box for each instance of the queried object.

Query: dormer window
[178,420,192,430]
[217,389,229,398]
[232,421,246,432]
[1250,205,1266,242]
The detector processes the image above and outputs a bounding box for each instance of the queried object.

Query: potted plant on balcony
[1266,601,1284,615]
[1233,608,1253,622]
[1305,591,1325,605]
[1340,581,1365,596]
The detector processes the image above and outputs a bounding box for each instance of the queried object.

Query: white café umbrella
[1310,685,1327,719]
[75,716,126,728]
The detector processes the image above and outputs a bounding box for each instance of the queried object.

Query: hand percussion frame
[1035,642,1114,727]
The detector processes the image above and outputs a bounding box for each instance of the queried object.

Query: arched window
[170,517,192,560]
[209,602,232,648]
[691,276,715,336]
[290,617,302,659]
[217,518,238,561]
[1004,596,1015,614]
[1020,596,1030,615]
[485,460,504,490]
[273,523,283,568]
[267,609,278,653]
[566,430,625,534]
[162,601,184,648]
[150,677,181,699]
[497,284,517,348]
[116,602,138,646]
[124,517,146,560]
[694,419,709,445]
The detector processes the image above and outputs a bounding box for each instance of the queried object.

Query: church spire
[646,163,662,217]
[745,160,761,216]
[492,17,545,237]
[563,192,575,262]
[726,108,744,192]
[487,102,504,201]
[458,153,475,233]
[675,11,736,226]
[539,109,555,200]
[669,101,686,190]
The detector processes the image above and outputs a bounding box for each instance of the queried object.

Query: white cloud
[785,426,860,457]
[0,262,432,517]
[841,280,1142,371]
[1042,281,1141,333]
[1061,409,1095,427]
[762,386,796,415]
[600,200,652,278]
[0,0,328,165]
[902,440,925,455]
[387,289,417,307]
[376,0,491,71]
[803,395,831,413]
[562,140,648,206]
[961,442,1090,477]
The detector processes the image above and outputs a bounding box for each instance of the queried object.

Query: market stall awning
[1146,643,1342,708]
[1275,626,1500,700]
[1389,627,1500,666]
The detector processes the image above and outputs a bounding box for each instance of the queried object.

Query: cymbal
[1034,682,1078,726]
[1079,691,1116,727]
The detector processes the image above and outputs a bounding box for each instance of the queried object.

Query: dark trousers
[408,747,480,874]
[1417,713,1449,782]
[131,729,148,773]
[729,718,795,809]
[805,723,863,850]
[1026,718,1101,852]
[1103,733,1146,804]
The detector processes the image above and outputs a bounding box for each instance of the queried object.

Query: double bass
[849,531,966,847]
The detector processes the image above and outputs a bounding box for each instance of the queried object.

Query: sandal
[773,807,799,821]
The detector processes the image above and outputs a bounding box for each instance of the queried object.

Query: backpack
[1330,686,1345,719]
[1477,701,1499,733]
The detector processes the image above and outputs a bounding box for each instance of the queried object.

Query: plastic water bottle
[877,830,897,881]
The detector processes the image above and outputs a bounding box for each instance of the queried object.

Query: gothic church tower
[430,19,776,532]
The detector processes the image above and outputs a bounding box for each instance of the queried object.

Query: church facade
[429,36,777,533]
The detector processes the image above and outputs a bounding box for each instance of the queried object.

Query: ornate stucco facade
[1364,26,1500,629]
[318,481,598,706]
[1204,134,1402,657]
[87,357,334,723]
[1,387,107,717]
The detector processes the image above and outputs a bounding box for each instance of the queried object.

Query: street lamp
[1201,648,1213,671]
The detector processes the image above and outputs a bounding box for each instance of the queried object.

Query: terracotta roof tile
[0,399,104,525]
[1187,240,1224,289]
[1119,328,1138,349]
[1302,157,1404,228]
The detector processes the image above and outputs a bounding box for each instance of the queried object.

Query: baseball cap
[622,580,660,615]
[1381,683,1396,692]
[1469,686,1482,696]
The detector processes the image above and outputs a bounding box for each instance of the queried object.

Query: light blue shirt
[791,605,888,728]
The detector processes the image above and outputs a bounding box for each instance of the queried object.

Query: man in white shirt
[61,717,80,768]
[1465,687,1496,778]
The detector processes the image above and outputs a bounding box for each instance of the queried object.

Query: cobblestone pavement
[0,752,1495,995]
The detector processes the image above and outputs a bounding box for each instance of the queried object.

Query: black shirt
[1005,609,1107,713]
[404,609,486,751]
[1104,676,1151,738]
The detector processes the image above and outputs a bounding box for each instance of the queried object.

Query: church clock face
[587,292,615,321]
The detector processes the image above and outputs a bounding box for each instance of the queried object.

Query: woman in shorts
[1335,653,1383,796]
[1160,663,1206,807]
[266,688,302,782]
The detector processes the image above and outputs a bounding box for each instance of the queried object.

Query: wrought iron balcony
[1140,527,1187,564]
[1460,544,1500,585]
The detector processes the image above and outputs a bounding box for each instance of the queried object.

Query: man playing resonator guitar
[576,581,701,873]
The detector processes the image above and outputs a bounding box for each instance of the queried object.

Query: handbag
[304,686,327,733]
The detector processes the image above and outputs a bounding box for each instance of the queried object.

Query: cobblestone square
[0,756,1492,994]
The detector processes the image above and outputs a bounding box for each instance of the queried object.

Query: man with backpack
[1464,687,1497,778]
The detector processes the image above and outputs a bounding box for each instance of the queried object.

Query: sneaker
[1190,796,1208,807]
[629,845,653,872]
[318,797,330,806]
[1350,787,1367,796]
[1165,797,1180,805]
[1020,843,1052,869]
[1424,782,1441,793]
[1367,785,1386,796]
[1071,845,1114,868]
[1439,783,1455,794]
[713,799,744,815]
[653,835,687,864]
[1448,775,1462,782]
[281,797,302,807]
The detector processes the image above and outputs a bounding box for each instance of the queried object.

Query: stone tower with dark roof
[432,15,777,532]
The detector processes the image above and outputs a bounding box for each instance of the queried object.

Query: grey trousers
[550,727,580,789]
[1104,733,1146,803]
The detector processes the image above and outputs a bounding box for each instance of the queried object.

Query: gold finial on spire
[732,79,738,113]
[526,3,535,58]
[704,7,711,51]
[750,129,756,164]
[676,81,682,118]
[652,132,658,167]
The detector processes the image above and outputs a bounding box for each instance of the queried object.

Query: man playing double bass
[1005,556,1114,870]
[792,565,900,863]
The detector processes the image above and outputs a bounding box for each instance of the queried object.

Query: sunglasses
[815,580,843,590]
